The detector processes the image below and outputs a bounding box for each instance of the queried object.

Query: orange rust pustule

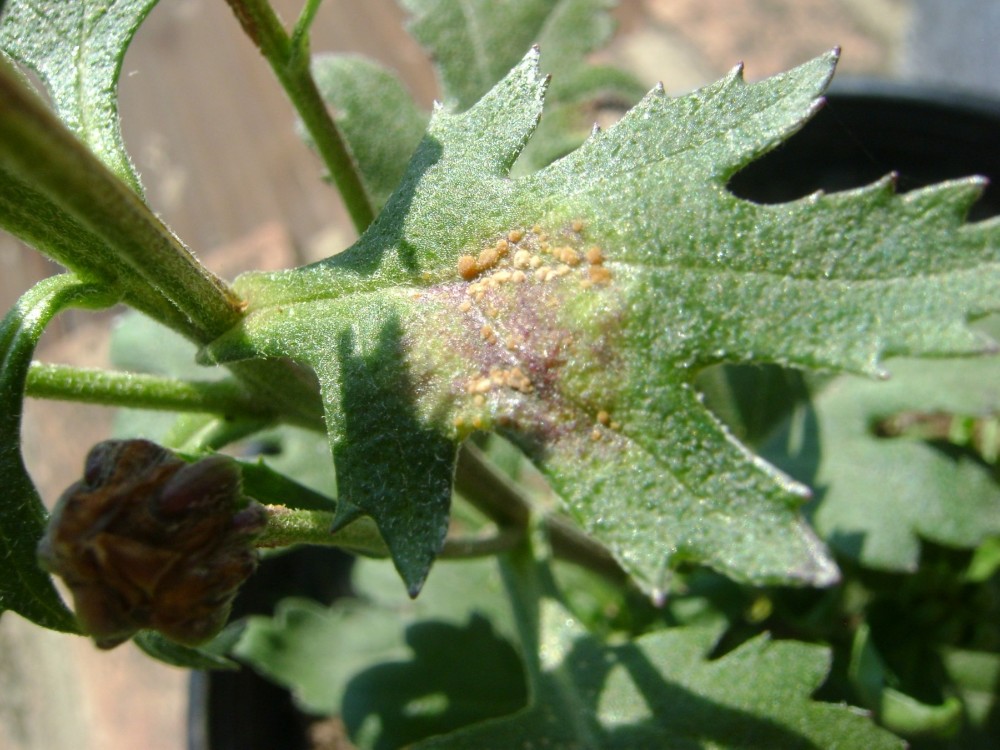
[457,255,479,280]
[38,439,265,649]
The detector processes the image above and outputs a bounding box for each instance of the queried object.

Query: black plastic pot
[731,79,1000,219]
[187,546,353,750]
[188,81,1000,750]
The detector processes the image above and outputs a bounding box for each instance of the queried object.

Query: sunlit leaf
[205,49,1000,598]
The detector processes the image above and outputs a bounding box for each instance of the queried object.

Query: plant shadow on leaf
[309,136,444,279]
[341,613,527,750]
[601,640,829,750]
[333,313,457,597]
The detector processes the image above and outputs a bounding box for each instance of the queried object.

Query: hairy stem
[257,504,523,560]
[25,362,276,416]
[254,445,628,583]
[0,58,244,343]
[223,0,376,232]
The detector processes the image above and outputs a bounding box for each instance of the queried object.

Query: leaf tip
[798,524,842,587]
[650,587,668,608]
[406,578,426,599]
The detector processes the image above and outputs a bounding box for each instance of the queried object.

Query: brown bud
[38,440,265,649]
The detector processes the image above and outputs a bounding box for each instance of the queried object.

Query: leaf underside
[204,48,999,598]
[0,0,158,194]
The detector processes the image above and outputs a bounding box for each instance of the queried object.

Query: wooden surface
[0,2,955,749]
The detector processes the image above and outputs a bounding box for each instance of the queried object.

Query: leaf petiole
[0,56,244,343]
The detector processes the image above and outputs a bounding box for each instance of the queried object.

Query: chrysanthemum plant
[1,1,998,747]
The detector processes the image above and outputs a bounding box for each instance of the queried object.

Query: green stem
[257,504,523,559]
[248,443,626,579]
[167,415,277,454]
[0,57,244,343]
[454,444,628,585]
[0,58,325,429]
[223,0,376,233]
[25,362,278,418]
[290,0,324,58]
[257,505,386,554]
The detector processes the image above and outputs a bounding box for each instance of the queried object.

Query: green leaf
[941,648,1000,748]
[403,0,632,110]
[0,0,158,194]
[414,623,903,749]
[234,558,522,743]
[204,50,1000,597]
[762,356,1000,571]
[403,0,646,172]
[1,274,116,631]
[413,545,902,750]
[849,623,963,739]
[966,536,1000,583]
[311,54,428,213]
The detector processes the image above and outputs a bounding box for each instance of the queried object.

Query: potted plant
[0,1,997,749]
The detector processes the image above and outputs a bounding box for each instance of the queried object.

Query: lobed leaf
[413,542,902,750]
[234,557,522,744]
[403,0,612,110]
[762,354,1000,571]
[403,0,646,173]
[204,50,1000,597]
[0,0,159,195]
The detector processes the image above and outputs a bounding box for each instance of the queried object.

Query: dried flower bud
[38,439,266,649]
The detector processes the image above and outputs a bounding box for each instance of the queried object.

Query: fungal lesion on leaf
[419,219,625,446]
